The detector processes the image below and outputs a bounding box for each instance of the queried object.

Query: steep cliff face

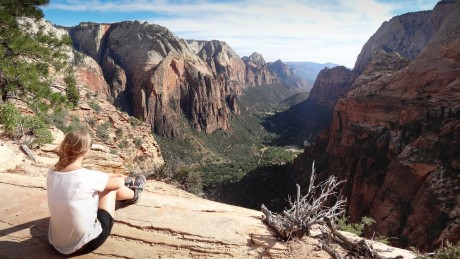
[296,1,460,251]
[354,0,454,73]
[70,22,235,136]
[242,52,280,87]
[188,44,283,89]
[308,66,358,109]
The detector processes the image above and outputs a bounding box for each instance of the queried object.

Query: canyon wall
[295,0,460,251]
[307,66,358,109]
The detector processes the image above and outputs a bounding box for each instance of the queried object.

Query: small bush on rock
[0,103,52,146]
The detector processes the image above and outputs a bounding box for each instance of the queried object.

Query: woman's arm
[104,174,126,190]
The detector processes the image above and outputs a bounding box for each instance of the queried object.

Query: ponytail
[55,129,92,171]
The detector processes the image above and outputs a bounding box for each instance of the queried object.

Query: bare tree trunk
[21,144,36,162]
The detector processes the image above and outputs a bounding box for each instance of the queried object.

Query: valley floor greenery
[154,84,307,194]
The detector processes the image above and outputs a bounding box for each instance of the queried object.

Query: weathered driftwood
[261,162,346,240]
[20,144,36,162]
[319,239,343,259]
[321,220,384,259]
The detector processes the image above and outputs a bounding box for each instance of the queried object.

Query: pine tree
[0,0,73,108]
[0,1,78,146]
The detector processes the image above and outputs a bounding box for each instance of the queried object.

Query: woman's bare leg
[98,187,134,216]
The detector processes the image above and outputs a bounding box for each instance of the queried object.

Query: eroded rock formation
[295,0,460,251]
[70,23,282,137]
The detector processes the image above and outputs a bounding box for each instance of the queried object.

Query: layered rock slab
[0,173,289,258]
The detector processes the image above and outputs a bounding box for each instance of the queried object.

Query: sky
[41,0,440,68]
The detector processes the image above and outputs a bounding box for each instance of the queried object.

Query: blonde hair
[55,129,92,171]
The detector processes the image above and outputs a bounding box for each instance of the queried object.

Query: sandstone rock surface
[0,172,291,258]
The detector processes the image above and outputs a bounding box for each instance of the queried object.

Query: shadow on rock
[0,217,66,258]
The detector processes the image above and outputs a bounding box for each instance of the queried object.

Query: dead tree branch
[261,162,386,258]
[321,219,385,259]
[261,161,346,240]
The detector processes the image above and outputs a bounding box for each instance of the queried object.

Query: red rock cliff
[296,0,460,251]
[308,66,358,109]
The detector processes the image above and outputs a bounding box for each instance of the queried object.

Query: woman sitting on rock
[46,128,145,255]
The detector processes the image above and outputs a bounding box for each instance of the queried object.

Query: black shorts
[74,209,114,255]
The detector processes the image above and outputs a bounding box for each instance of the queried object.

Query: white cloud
[46,0,438,67]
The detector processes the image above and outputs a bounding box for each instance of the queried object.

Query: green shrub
[129,116,141,128]
[65,117,84,132]
[434,241,460,259]
[0,103,21,135]
[412,241,460,259]
[33,126,53,146]
[86,116,97,127]
[21,116,53,146]
[118,139,129,149]
[51,109,69,131]
[115,128,123,138]
[96,122,110,141]
[173,166,202,194]
[65,74,79,106]
[134,137,143,148]
[0,103,52,146]
[88,101,102,113]
[336,215,375,236]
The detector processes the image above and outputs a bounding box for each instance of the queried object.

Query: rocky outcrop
[242,52,266,67]
[187,39,246,93]
[269,0,456,148]
[295,0,460,251]
[74,54,110,97]
[0,172,291,258]
[267,60,309,90]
